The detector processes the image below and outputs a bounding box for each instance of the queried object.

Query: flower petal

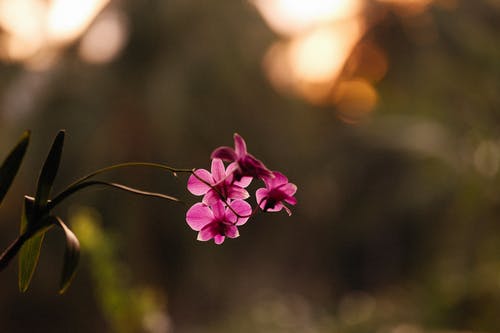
[187,169,213,195]
[266,202,284,212]
[211,158,226,183]
[285,196,297,205]
[265,171,288,188]
[211,146,237,161]
[186,203,213,231]
[227,186,249,200]
[214,234,225,245]
[240,155,272,179]
[225,225,239,238]
[198,225,216,241]
[227,199,252,225]
[255,188,269,209]
[281,183,297,196]
[234,176,252,188]
[211,199,226,220]
[203,189,221,206]
[234,133,247,157]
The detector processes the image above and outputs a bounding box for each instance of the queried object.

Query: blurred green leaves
[1,129,182,294]
[16,130,80,294]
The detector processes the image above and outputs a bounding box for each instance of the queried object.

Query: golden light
[78,11,128,64]
[256,0,372,113]
[253,0,363,36]
[0,34,41,61]
[47,0,110,44]
[0,0,116,66]
[289,22,363,84]
[333,79,378,123]
[263,18,365,105]
[0,0,46,61]
[345,42,388,83]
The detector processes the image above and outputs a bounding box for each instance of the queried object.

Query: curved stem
[49,161,192,209]
[64,162,193,190]
[48,180,183,211]
[0,233,28,272]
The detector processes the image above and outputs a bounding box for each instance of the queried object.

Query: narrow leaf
[0,131,30,207]
[54,216,80,294]
[35,130,65,211]
[18,197,47,292]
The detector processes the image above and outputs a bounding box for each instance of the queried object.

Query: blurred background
[0,0,499,332]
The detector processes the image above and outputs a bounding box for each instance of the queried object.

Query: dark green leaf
[0,131,30,208]
[35,130,65,211]
[18,197,52,292]
[54,216,80,294]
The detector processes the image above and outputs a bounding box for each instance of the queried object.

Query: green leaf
[18,197,50,292]
[54,216,80,294]
[0,131,30,208]
[34,130,65,211]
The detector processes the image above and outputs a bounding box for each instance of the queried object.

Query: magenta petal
[266,202,284,212]
[285,196,297,205]
[214,234,225,244]
[227,199,252,225]
[211,146,237,161]
[211,158,226,183]
[225,225,239,238]
[233,133,247,157]
[227,187,250,200]
[281,183,298,196]
[211,200,226,220]
[187,169,213,195]
[186,203,213,231]
[255,188,269,209]
[224,162,239,182]
[234,176,252,188]
[198,226,216,241]
[265,171,288,188]
[203,189,221,206]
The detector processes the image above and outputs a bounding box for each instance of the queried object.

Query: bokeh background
[1,0,500,332]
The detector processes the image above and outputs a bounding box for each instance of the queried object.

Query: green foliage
[54,216,80,294]
[18,197,47,292]
[18,130,66,292]
[5,130,178,294]
[72,208,168,333]
[0,131,30,208]
[34,130,65,212]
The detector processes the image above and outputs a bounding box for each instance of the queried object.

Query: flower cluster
[186,133,297,244]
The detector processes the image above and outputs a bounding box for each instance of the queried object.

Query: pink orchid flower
[187,158,252,205]
[256,171,297,216]
[186,199,252,244]
[211,133,272,180]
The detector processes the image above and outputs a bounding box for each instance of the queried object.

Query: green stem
[48,180,183,210]
[49,161,192,209]
[0,234,27,272]
[65,162,193,189]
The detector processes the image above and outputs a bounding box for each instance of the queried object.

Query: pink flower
[186,199,252,244]
[187,158,252,205]
[256,171,297,216]
[211,133,272,180]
